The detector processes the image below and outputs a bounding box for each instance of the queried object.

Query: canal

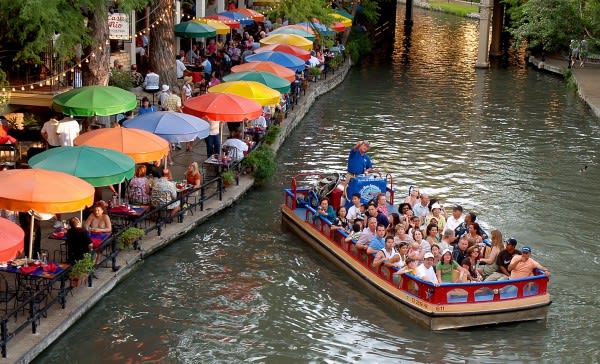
[36,7,600,364]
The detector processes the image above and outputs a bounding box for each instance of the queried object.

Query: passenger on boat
[331,206,351,232]
[394,241,409,269]
[398,202,413,222]
[459,257,480,282]
[365,203,389,228]
[436,249,461,283]
[413,229,430,255]
[454,212,488,241]
[425,202,446,234]
[412,192,429,224]
[484,238,519,281]
[373,236,400,269]
[366,224,387,255]
[404,185,420,207]
[466,222,484,247]
[355,217,377,250]
[375,193,389,216]
[416,252,439,285]
[393,222,413,246]
[445,205,464,233]
[425,223,439,246]
[345,222,362,243]
[431,244,441,265]
[346,193,364,223]
[313,197,336,222]
[387,212,401,235]
[346,140,374,176]
[438,229,455,252]
[452,236,469,266]
[478,229,504,280]
[465,245,483,281]
[408,240,424,262]
[508,246,550,279]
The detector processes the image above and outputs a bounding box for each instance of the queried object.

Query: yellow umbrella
[260,34,313,51]
[330,13,352,27]
[208,81,281,106]
[195,18,231,35]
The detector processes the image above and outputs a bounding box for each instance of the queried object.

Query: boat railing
[284,192,550,306]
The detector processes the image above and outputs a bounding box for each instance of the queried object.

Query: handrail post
[218,178,223,200]
[1,318,7,358]
[200,185,205,211]
[29,299,36,334]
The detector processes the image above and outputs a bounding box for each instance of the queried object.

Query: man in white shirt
[445,205,464,233]
[41,114,61,148]
[412,193,430,224]
[416,252,439,285]
[143,69,160,91]
[222,130,248,161]
[56,117,80,146]
[175,55,187,79]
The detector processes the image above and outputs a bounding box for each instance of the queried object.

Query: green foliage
[309,66,322,76]
[243,145,277,186]
[220,170,235,185]
[267,0,335,27]
[109,69,134,90]
[263,124,280,145]
[358,0,381,24]
[23,113,40,128]
[0,68,8,114]
[429,1,478,17]
[70,252,95,279]
[346,31,372,63]
[117,227,145,250]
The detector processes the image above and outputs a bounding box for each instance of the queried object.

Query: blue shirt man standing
[347,140,373,175]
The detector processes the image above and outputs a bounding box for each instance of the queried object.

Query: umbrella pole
[29,213,34,260]
[220,123,224,158]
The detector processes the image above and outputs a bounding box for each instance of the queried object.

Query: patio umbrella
[194,19,230,35]
[74,127,169,164]
[222,71,291,94]
[280,24,316,35]
[329,13,352,27]
[0,217,25,262]
[298,22,334,37]
[28,146,135,187]
[208,81,281,106]
[333,9,354,20]
[52,86,137,117]
[182,93,263,122]
[259,33,313,51]
[232,8,265,22]
[218,11,254,26]
[245,51,305,72]
[255,43,311,61]
[231,61,296,82]
[0,169,95,259]
[174,21,217,38]
[330,22,346,33]
[123,111,210,143]
[269,27,316,42]
[204,15,241,29]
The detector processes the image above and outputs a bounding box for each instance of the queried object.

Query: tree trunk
[82,5,110,86]
[150,0,176,88]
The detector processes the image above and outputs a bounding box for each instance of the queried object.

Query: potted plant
[263,124,280,145]
[117,227,145,250]
[221,170,235,187]
[242,145,277,186]
[309,66,322,81]
[69,252,95,287]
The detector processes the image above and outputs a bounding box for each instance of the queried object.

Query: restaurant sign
[108,13,130,40]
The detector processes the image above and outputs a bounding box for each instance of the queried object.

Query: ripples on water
[37,7,600,364]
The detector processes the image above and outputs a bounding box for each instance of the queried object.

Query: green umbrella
[52,85,137,117]
[270,27,316,41]
[28,145,135,187]
[174,21,216,38]
[333,9,354,20]
[222,71,291,94]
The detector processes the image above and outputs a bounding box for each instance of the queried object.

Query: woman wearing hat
[182,76,193,101]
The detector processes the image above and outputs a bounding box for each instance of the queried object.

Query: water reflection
[36,7,600,364]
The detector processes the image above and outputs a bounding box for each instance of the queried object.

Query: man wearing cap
[484,238,520,281]
[508,246,550,279]
[416,252,439,285]
[346,140,374,177]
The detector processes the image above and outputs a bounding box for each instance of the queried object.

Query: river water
[37,7,600,364]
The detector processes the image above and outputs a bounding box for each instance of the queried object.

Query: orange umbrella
[0,217,25,262]
[231,61,296,82]
[330,22,346,33]
[74,127,169,164]
[0,169,95,214]
[255,44,311,61]
[183,93,263,122]
[233,8,265,22]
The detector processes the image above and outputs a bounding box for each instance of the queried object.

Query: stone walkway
[2,61,352,364]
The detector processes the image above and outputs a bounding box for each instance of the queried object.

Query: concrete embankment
[9,60,352,364]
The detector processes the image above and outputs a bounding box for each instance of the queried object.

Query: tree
[149,0,177,87]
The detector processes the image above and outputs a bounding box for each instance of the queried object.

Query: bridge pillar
[405,0,413,27]
[489,0,504,57]
[475,0,492,68]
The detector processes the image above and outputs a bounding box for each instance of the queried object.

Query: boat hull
[282,204,550,330]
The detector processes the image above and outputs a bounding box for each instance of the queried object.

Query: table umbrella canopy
[232,8,265,22]
[208,81,281,106]
[259,33,314,51]
[330,22,346,33]
[222,71,291,94]
[52,86,137,117]
[255,43,311,61]
[245,51,305,72]
[28,146,135,187]
[74,127,170,164]
[194,19,230,35]
[333,9,354,20]
[204,15,241,29]
[269,27,315,41]
[174,21,217,38]
[0,169,95,213]
[298,22,334,37]
[231,61,296,82]
[329,13,352,27]
[0,217,25,262]
[280,24,316,35]
[123,111,210,143]
[218,11,254,26]
[182,93,263,122]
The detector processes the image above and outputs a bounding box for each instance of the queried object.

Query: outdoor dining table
[107,205,150,230]
[203,154,233,177]
[48,229,110,249]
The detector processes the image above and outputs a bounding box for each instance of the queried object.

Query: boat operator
[347,140,375,177]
